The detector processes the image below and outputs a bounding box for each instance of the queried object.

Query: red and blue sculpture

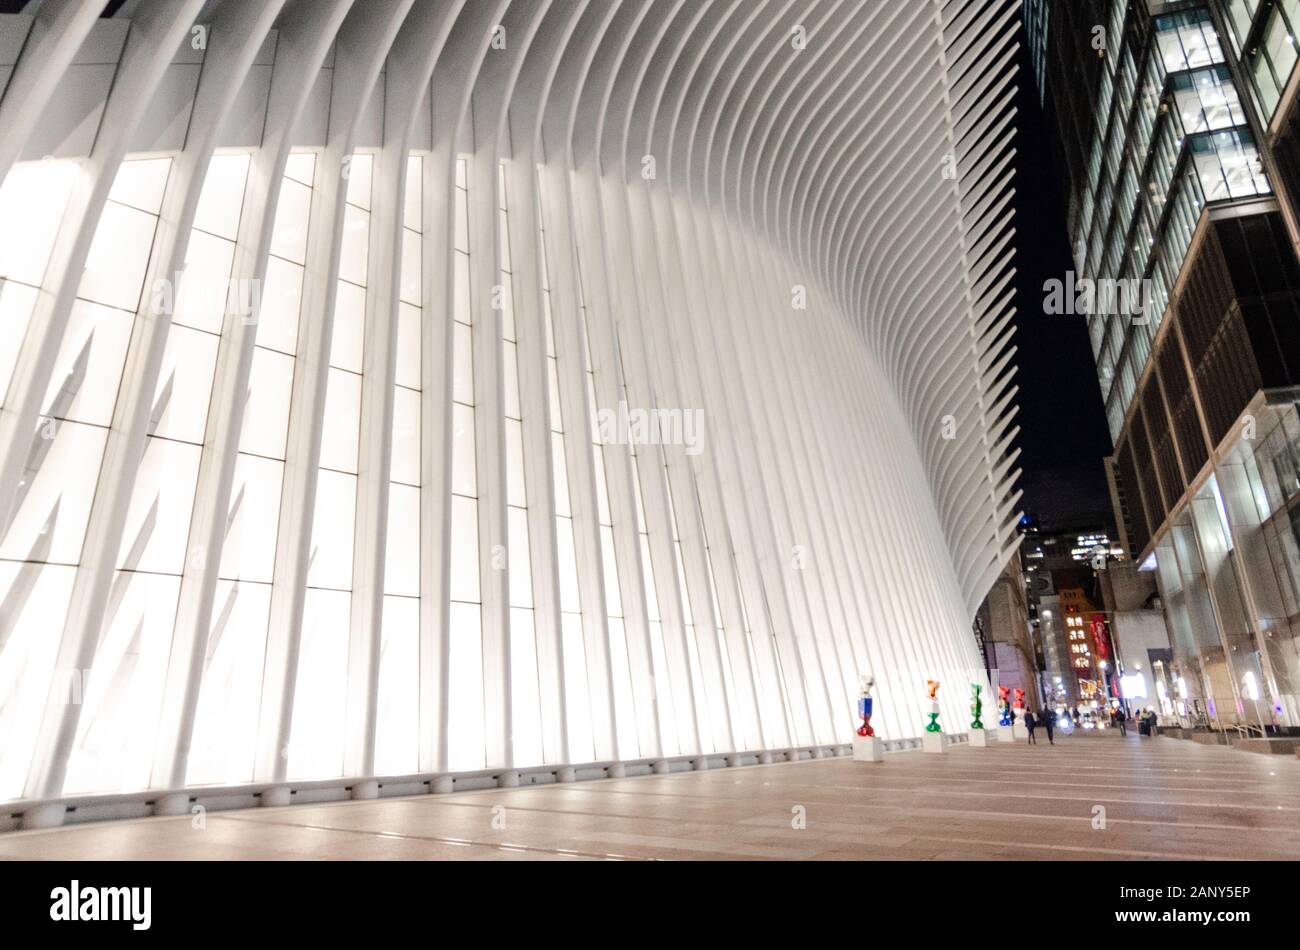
[997,684,1012,726]
[856,675,876,737]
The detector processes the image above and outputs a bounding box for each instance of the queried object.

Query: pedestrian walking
[1041,706,1055,744]
[1024,710,1037,745]
[1113,707,1128,737]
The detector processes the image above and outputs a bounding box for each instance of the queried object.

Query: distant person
[1113,707,1128,737]
[1024,709,1037,744]
[1138,708,1151,737]
[1041,706,1055,745]
[1145,708,1158,736]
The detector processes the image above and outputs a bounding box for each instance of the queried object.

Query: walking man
[1041,706,1055,745]
[1024,709,1037,745]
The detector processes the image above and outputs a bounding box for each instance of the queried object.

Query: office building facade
[1029,0,1300,731]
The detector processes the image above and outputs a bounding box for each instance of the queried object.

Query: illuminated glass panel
[189,153,315,786]
[447,158,485,772]
[71,152,252,792]
[0,160,80,409]
[377,156,424,775]
[0,157,175,795]
[286,154,373,778]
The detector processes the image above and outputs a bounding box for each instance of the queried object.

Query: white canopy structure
[0,0,1021,829]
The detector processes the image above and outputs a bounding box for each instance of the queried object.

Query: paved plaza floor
[3,733,1298,860]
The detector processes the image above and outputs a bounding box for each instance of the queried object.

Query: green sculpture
[970,683,984,729]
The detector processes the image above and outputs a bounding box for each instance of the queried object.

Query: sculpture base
[852,736,885,762]
[922,732,947,754]
[996,724,1016,743]
[1013,721,1029,740]
[968,728,988,748]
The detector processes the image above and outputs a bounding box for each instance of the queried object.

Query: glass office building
[1030,0,1300,732]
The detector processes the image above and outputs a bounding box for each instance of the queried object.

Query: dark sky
[1010,39,1116,532]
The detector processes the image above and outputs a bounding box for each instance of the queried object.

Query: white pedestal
[1012,721,1028,740]
[922,732,947,754]
[996,724,1016,743]
[21,802,66,830]
[154,792,191,816]
[852,736,885,762]
[968,728,988,747]
[261,785,291,807]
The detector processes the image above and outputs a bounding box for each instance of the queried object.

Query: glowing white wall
[0,0,1020,820]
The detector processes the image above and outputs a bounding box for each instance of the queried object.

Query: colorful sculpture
[925,679,942,733]
[997,685,1012,726]
[856,675,876,737]
[1012,687,1027,727]
[970,683,984,729]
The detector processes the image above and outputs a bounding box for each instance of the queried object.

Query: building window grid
[1155,8,1226,74]
[1077,8,1236,274]
[1189,126,1272,199]
[1239,0,1300,121]
[1223,0,1261,55]
[1073,5,1280,426]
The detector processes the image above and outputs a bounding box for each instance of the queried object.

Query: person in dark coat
[1024,709,1037,744]
[1041,706,1055,744]
[1113,706,1128,737]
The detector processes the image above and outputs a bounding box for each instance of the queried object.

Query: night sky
[1010,40,1116,532]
